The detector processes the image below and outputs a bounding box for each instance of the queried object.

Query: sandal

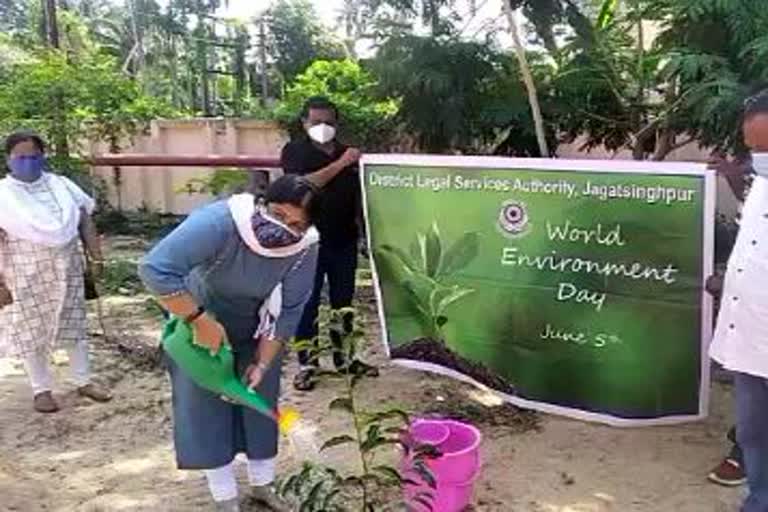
[33,391,59,413]
[293,368,317,392]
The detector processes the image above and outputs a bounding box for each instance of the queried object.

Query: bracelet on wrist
[184,307,206,324]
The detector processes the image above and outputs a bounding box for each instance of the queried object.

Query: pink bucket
[402,419,482,512]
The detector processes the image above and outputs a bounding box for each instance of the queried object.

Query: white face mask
[752,152,768,178]
[307,123,336,145]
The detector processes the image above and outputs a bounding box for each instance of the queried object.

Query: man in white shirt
[710,91,768,512]
[707,156,752,487]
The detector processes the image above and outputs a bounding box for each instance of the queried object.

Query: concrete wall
[89,119,287,214]
[89,120,739,218]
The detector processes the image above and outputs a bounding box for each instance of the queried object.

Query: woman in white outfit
[0,131,112,413]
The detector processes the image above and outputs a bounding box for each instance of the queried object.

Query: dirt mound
[390,338,515,395]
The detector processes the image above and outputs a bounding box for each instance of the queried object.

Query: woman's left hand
[244,362,268,390]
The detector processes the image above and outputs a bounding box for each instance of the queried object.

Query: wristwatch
[184,306,205,324]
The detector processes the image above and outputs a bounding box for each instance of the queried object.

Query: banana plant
[376,223,480,340]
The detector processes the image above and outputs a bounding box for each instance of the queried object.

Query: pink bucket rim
[440,419,482,459]
[411,419,451,446]
[411,418,482,458]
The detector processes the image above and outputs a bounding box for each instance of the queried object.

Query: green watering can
[162,316,299,434]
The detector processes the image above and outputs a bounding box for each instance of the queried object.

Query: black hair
[4,130,46,155]
[265,174,321,225]
[300,96,339,121]
[744,89,768,120]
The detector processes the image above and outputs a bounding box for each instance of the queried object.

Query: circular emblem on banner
[498,200,530,237]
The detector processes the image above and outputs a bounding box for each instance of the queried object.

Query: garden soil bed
[0,237,744,511]
[390,338,516,395]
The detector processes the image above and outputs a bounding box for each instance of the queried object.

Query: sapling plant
[375,223,514,393]
[281,307,437,512]
[377,223,480,340]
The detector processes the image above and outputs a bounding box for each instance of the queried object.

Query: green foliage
[275,59,400,147]
[371,34,553,155]
[0,49,174,154]
[377,223,478,340]
[282,308,436,511]
[381,0,460,36]
[550,1,649,154]
[266,0,346,81]
[181,168,250,197]
[101,258,144,296]
[94,207,180,237]
[372,36,493,153]
[651,0,768,154]
[524,0,768,158]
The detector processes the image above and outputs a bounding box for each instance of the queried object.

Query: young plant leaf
[365,408,410,426]
[441,232,480,275]
[321,489,342,510]
[342,476,363,489]
[329,397,353,413]
[384,425,408,435]
[424,223,443,278]
[414,495,435,511]
[416,233,428,273]
[350,372,365,389]
[298,497,316,512]
[373,465,404,484]
[414,444,442,459]
[279,474,299,497]
[379,244,417,274]
[413,460,437,489]
[361,424,383,453]
[299,481,325,512]
[436,287,474,317]
[321,435,356,451]
[597,0,618,28]
[410,237,424,272]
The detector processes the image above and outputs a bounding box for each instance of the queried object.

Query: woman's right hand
[191,314,226,354]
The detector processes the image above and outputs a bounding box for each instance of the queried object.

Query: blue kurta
[139,201,318,469]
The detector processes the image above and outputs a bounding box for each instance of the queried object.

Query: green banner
[362,156,715,426]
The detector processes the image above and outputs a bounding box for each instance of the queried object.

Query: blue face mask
[252,210,303,248]
[8,155,45,183]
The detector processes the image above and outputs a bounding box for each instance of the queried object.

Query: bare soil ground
[0,237,743,512]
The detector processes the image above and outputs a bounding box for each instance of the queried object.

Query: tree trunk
[128,0,145,81]
[503,1,549,157]
[258,17,269,108]
[45,0,60,48]
[42,0,69,158]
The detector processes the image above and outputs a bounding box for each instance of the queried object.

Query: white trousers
[204,458,276,502]
[23,340,91,395]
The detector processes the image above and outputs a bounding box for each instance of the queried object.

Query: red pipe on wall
[89,154,282,168]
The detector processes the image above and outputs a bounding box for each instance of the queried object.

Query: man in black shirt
[281,96,379,391]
